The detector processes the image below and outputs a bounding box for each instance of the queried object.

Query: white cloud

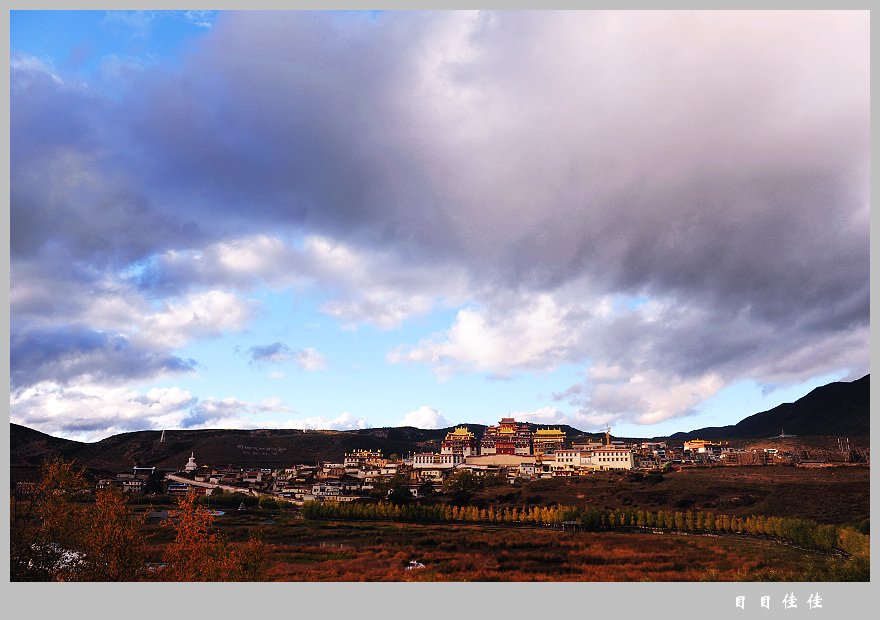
[132,290,257,350]
[302,236,471,330]
[10,11,868,441]
[399,406,451,429]
[388,293,589,378]
[183,10,214,29]
[148,234,473,331]
[154,235,305,292]
[506,406,568,426]
[565,370,725,430]
[10,382,197,442]
[280,411,370,431]
[293,348,327,372]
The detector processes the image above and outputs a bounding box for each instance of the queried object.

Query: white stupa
[184,452,198,472]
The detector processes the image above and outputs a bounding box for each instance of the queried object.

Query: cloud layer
[10,11,869,440]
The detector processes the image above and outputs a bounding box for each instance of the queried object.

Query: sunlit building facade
[480,418,532,455]
[532,428,567,455]
[441,426,479,456]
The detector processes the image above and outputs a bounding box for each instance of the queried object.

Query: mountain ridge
[667,374,869,440]
[10,375,868,475]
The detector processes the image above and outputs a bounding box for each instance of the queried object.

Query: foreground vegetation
[301,498,868,559]
[10,457,869,581]
[260,521,867,582]
[10,457,264,581]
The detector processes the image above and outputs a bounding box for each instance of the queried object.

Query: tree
[10,455,89,581]
[418,479,436,497]
[145,470,166,494]
[155,492,264,581]
[67,484,150,581]
[11,456,265,582]
[258,495,279,510]
[385,474,414,506]
[674,511,685,530]
[442,469,481,495]
[388,485,414,506]
[482,472,507,488]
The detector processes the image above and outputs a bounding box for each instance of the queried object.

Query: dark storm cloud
[99,11,866,337]
[9,11,869,433]
[10,57,211,267]
[10,325,197,391]
[13,13,868,313]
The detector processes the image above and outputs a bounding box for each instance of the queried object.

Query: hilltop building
[532,427,567,455]
[480,418,532,455]
[441,426,479,456]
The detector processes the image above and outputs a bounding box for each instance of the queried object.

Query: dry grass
[256,522,855,582]
[469,465,869,525]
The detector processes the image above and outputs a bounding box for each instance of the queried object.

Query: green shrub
[258,496,279,510]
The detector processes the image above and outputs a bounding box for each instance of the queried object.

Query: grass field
[129,502,867,582]
[207,518,866,582]
[457,465,869,526]
[118,463,873,582]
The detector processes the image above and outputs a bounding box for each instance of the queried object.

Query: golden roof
[534,428,565,436]
[446,426,475,438]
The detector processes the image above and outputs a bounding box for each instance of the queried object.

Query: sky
[8,10,870,443]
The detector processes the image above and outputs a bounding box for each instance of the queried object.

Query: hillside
[668,375,869,440]
[11,426,439,475]
[9,422,582,476]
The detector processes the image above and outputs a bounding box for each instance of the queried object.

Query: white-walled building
[586,447,634,470]
[412,452,463,469]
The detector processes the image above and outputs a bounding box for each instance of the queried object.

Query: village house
[546,449,582,475]
[318,463,346,479]
[572,439,605,451]
[381,462,399,476]
[311,482,341,499]
[413,452,463,469]
[516,461,536,480]
[279,483,312,500]
[344,449,386,469]
[587,446,634,470]
[683,439,728,463]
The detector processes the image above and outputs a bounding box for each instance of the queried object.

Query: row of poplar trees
[302,500,868,557]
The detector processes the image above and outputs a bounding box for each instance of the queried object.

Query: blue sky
[9,10,870,442]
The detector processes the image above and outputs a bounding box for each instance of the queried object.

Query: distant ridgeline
[668,375,869,441]
[10,375,869,474]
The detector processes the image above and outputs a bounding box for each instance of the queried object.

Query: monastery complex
[103,417,791,504]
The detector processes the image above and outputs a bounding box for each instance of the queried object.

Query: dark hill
[10,423,85,465]
[10,422,585,477]
[668,374,869,440]
[10,426,443,475]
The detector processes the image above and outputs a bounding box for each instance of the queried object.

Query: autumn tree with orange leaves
[154,492,265,582]
[11,456,264,581]
[10,455,91,580]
